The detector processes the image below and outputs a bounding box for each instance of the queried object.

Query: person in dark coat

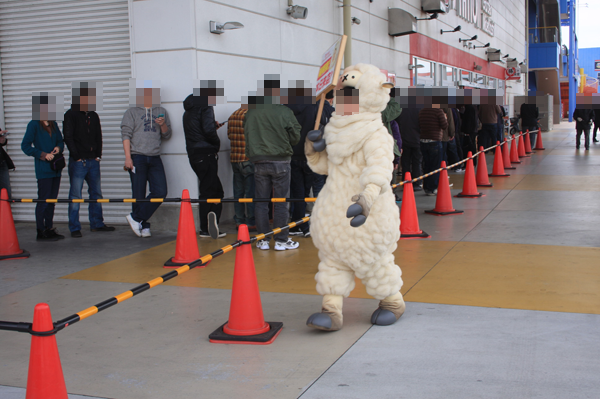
[460,104,479,165]
[286,92,334,236]
[183,91,225,238]
[396,107,423,190]
[573,105,595,150]
[593,109,600,143]
[520,102,539,148]
[0,128,14,197]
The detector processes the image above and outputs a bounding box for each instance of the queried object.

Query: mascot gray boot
[306,294,344,331]
[371,291,405,326]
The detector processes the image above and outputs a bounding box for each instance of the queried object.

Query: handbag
[50,154,66,171]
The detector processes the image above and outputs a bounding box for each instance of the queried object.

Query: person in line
[21,94,65,241]
[0,128,14,197]
[496,105,507,144]
[573,105,595,151]
[418,105,448,196]
[593,109,600,144]
[63,83,114,238]
[286,85,334,237]
[121,81,171,238]
[478,103,502,150]
[311,90,335,198]
[460,104,479,166]
[243,76,301,251]
[227,106,256,231]
[520,100,539,147]
[182,84,226,239]
[396,106,423,190]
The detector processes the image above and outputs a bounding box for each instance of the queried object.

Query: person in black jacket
[520,101,539,148]
[63,83,114,238]
[396,106,423,189]
[573,105,595,150]
[286,88,334,236]
[593,109,600,143]
[0,127,14,198]
[182,87,225,239]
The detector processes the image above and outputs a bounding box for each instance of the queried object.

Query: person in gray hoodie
[121,84,172,237]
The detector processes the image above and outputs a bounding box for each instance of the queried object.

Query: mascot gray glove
[346,184,381,227]
[307,129,326,152]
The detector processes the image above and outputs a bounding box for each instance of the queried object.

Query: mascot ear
[382,82,394,89]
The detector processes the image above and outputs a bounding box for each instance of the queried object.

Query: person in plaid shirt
[227,107,256,230]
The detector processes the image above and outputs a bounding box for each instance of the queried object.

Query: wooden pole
[313,93,326,130]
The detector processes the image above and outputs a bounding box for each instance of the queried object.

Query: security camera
[287,5,308,19]
[352,17,361,25]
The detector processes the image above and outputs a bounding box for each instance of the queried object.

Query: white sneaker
[126,214,142,237]
[141,228,151,238]
[256,240,270,250]
[274,239,299,251]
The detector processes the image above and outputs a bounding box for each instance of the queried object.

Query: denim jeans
[0,160,11,198]
[36,176,61,231]
[189,153,224,232]
[420,141,442,193]
[290,159,313,233]
[444,138,460,167]
[129,154,167,229]
[522,124,537,148]
[231,161,255,226]
[496,123,504,145]
[254,162,291,242]
[68,159,105,232]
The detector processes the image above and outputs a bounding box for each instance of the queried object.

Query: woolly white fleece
[307,63,402,301]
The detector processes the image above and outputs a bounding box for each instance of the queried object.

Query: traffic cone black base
[0,249,30,261]
[209,321,283,345]
[163,258,206,269]
[425,209,464,216]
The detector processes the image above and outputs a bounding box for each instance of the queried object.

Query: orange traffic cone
[489,141,510,177]
[26,303,68,399]
[517,132,529,158]
[534,128,545,150]
[476,147,493,187]
[164,190,202,268]
[209,225,283,344]
[510,134,521,164]
[0,188,30,261]
[425,161,463,216]
[400,172,430,238]
[456,152,483,198]
[524,130,534,154]
[502,139,516,170]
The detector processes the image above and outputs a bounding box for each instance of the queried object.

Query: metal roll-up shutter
[0,0,132,224]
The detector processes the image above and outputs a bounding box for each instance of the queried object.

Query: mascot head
[337,63,393,115]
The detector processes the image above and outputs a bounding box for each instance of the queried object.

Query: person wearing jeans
[121,84,172,237]
[231,160,255,227]
[63,85,114,237]
[227,107,255,230]
[243,78,301,251]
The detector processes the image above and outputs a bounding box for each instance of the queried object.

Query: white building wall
[128,0,527,228]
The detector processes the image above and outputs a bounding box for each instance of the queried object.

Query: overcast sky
[561,1,600,49]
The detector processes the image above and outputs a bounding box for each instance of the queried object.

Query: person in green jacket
[21,116,65,241]
[381,94,402,158]
[243,77,301,251]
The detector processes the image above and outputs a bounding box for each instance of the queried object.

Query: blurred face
[335,88,360,116]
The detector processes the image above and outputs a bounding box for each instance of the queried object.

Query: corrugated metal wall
[0,0,132,223]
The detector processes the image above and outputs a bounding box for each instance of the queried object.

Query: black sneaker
[47,228,65,239]
[289,227,304,236]
[71,230,82,238]
[37,229,59,241]
[413,185,423,192]
[91,225,115,232]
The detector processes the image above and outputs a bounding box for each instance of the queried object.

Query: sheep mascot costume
[305,63,405,332]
